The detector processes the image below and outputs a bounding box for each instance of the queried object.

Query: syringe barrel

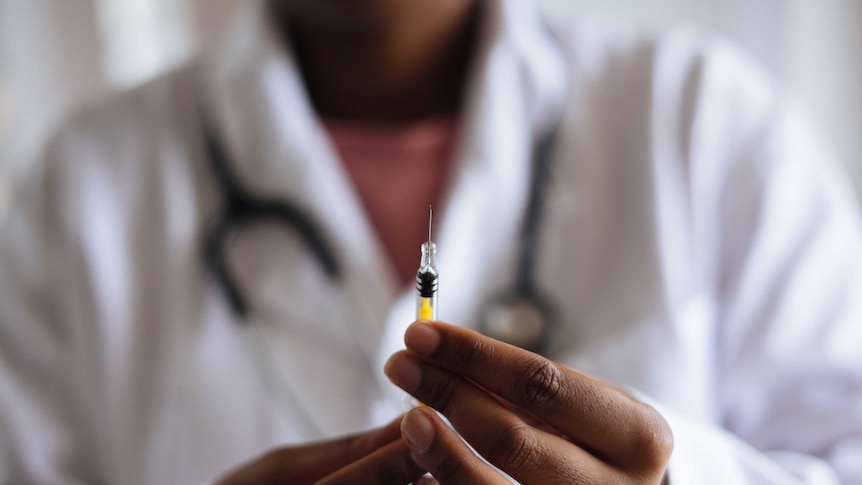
[416,292,438,320]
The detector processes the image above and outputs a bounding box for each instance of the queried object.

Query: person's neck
[274,1,481,125]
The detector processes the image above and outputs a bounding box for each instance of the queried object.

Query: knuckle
[493,421,543,471]
[519,358,564,408]
[380,458,408,484]
[424,378,459,416]
[432,453,470,483]
[458,336,492,374]
[333,434,362,454]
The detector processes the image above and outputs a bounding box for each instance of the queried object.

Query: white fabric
[1,0,861,483]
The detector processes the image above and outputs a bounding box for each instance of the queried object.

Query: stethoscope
[201,107,560,355]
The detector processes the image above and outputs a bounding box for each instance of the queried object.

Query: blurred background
[1,0,861,215]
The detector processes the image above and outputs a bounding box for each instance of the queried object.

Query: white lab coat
[1,0,861,483]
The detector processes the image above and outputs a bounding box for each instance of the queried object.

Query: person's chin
[284,0,407,25]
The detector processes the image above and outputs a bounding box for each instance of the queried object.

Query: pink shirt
[325,118,457,288]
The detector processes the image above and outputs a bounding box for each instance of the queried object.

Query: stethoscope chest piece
[479,291,554,355]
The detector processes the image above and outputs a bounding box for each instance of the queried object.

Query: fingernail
[402,410,435,453]
[384,354,422,391]
[405,323,440,356]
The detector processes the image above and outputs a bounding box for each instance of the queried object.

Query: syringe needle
[428,205,433,243]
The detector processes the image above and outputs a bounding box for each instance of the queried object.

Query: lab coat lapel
[372,0,568,403]
[202,2,400,437]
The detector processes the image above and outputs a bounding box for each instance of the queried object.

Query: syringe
[416,206,438,321]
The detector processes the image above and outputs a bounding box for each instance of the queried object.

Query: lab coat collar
[200,0,567,433]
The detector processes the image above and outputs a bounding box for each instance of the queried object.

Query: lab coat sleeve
[664,40,862,484]
[0,134,101,483]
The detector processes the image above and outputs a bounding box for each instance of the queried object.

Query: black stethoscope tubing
[201,112,341,318]
[201,105,560,354]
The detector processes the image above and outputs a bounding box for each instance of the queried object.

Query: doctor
[1,0,861,483]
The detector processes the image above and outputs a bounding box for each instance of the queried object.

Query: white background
[1,0,860,209]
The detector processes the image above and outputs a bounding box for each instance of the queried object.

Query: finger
[401,407,509,484]
[316,439,426,485]
[387,352,616,484]
[412,475,441,485]
[263,416,405,483]
[403,322,673,470]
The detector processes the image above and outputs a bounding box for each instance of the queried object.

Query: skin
[219,0,673,482]
[216,416,425,484]
[270,0,480,124]
[385,322,673,484]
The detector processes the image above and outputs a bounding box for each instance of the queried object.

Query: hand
[384,322,673,484]
[216,416,426,485]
